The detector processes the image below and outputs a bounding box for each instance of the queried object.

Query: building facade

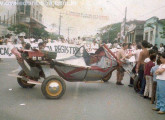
[144,16,165,46]
[125,20,145,43]
[0,0,44,37]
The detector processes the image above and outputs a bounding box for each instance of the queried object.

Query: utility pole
[59,13,62,36]
[67,27,72,40]
[123,7,127,42]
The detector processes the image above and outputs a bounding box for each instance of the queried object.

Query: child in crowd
[150,58,161,104]
[144,54,156,99]
[153,52,165,114]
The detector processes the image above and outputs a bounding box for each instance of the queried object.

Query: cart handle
[103,44,122,65]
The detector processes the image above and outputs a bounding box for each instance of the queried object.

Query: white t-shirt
[159,47,164,53]
[24,39,30,44]
[156,64,165,80]
[106,43,112,48]
[89,43,99,53]
[7,42,14,52]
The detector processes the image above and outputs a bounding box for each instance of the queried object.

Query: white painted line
[9,88,13,91]
[20,103,26,106]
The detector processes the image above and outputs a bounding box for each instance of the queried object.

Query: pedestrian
[42,41,49,51]
[143,54,156,99]
[0,37,3,62]
[136,40,149,95]
[128,44,142,87]
[89,40,99,54]
[159,43,164,53]
[116,43,131,85]
[24,43,31,50]
[152,44,158,53]
[150,57,161,104]
[153,52,165,114]
[38,42,44,50]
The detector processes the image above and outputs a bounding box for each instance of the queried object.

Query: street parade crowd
[0,34,165,114]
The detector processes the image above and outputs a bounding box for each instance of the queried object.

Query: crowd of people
[115,40,165,114]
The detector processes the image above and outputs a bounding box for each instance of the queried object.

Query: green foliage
[160,21,165,38]
[49,33,62,40]
[8,24,29,35]
[32,28,49,39]
[99,22,121,43]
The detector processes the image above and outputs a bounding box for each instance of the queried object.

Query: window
[19,0,25,13]
[33,8,35,18]
[36,11,38,20]
[39,14,42,22]
[20,5,25,13]
[145,32,148,41]
[150,31,153,41]
[25,5,30,16]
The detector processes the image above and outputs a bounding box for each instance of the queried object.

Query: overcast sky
[42,0,165,38]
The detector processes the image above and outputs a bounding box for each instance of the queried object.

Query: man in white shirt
[89,40,99,54]
[159,43,164,53]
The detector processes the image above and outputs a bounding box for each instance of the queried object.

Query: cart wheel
[41,75,66,99]
[102,72,112,82]
[17,70,37,88]
[133,75,141,92]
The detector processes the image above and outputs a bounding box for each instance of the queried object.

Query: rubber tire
[102,72,112,82]
[41,75,66,99]
[133,75,141,92]
[17,70,37,88]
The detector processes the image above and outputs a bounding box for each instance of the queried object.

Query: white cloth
[24,39,30,43]
[159,47,164,53]
[156,64,165,80]
[106,43,112,48]
[117,45,121,49]
[44,47,49,51]
[89,43,99,53]
[7,42,14,52]
[38,39,43,43]
[144,58,150,63]
[144,75,153,98]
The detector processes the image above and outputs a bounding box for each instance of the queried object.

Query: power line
[106,0,124,16]
[136,5,165,18]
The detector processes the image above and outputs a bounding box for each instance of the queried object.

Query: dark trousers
[151,81,157,104]
[138,64,146,95]
[129,64,136,85]
[140,76,146,95]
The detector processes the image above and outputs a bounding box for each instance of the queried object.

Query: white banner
[0,43,81,59]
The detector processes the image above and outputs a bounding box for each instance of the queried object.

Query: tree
[49,32,62,40]
[160,20,165,38]
[99,22,121,43]
[32,28,49,39]
[8,24,29,35]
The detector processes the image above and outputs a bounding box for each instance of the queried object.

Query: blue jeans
[156,80,165,112]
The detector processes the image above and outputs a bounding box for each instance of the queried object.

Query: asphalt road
[0,59,165,120]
